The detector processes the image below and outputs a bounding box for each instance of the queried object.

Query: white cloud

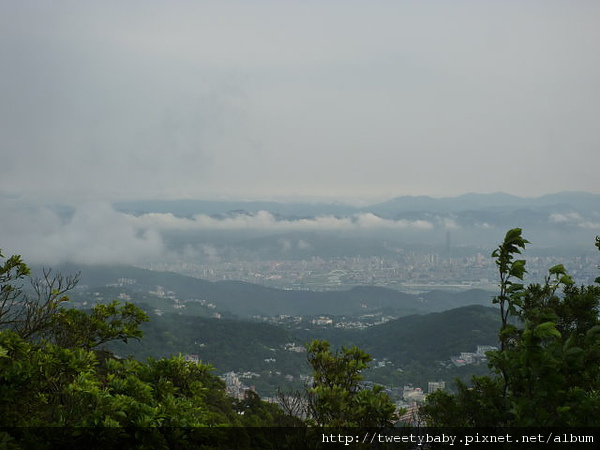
[297,239,312,250]
[0,200,439,265]
[550,212,580,224]
[131,210,434,232]
[549,212,600,229]
[440,218,460,230]
[0,200,164,265]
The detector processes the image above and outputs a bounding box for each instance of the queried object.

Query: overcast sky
[2,0,600,204]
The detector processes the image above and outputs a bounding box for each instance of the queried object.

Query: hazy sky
[2,0,600,204]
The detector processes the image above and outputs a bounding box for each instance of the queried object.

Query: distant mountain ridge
[370,191,600,215]
[113,191,600,251]
[115,191,600,217]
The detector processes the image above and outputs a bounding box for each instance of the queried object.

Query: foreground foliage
[421,229,600,427]
[0,249,295,448]
[305,339,398,427]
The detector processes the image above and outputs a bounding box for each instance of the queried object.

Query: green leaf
[549,264,567,276]
[509,260,527,279]
[533,322,561,339]
[585,325,600,339]
[559,274,574,286]
[565,346,583,357]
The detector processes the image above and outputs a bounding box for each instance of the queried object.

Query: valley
[53,264,501,403]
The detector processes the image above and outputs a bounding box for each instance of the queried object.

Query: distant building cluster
[184,354,199,363]
[283,343,306,353]
[144,252,600,292]
[396,381,446,426]
[255,313,396,330]
[311,316,332,326]
[403,386,425,403]
[428,381,446,394]
[222,372,247,400]
[451,345,497,366]
[220,371,265,400]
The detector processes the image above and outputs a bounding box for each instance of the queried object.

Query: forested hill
[106,303,502,395]
[46,263,494,318]
[355,305,500,362]
[291,305,500,365]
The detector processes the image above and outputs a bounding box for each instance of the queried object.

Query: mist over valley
[10,191,598,398]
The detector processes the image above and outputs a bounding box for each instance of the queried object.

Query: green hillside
[287,304,500,390]
[108,313,309,395]
[106,303,501,396]
[357,304,500,362]
[51,263,493,318]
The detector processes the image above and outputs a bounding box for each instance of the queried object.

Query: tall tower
[445,230,451,257]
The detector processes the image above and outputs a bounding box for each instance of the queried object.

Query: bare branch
[0,254,80,340]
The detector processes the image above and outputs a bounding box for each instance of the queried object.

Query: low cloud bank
[132,210,435,232]
[1,202,437,265]
[2,199,596,266]
[550,212,600,229]
[0,200,164,265]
